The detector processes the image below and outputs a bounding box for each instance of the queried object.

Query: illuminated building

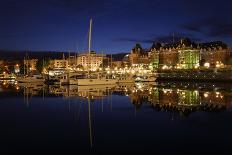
[158,48,179,69]
[51,59,68,69]
[129,43,149,66]
[177,49,200,69]
[149,49,159,70]
[149,39,231,70]
[200,45,230,68]
[24,59,38,71]
[0,60,4,66]
[77,51,105,71]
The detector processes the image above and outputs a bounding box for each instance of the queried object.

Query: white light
[162,65,168,70]
[204,62,210,68]
[204,92,209,98]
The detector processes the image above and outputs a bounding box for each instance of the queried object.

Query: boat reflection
[0,81,231,149]
[49,84,116,99]
[2,81,231,117]
[47,82,232,116]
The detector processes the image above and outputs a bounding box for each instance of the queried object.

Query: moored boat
[117,76,135,83]
[16,74,45,83]
[0,73,16,81]
[134,75,156,82]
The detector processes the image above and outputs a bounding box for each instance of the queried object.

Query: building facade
[51,59,68,69]
[177,49,200,69]
[129,44,150,66]
[149,39,231,70]
[24,59,38,71]
[77,51,105,71]
[200,47,230,68]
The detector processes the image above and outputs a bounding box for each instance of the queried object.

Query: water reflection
[0,81,232,153]
[1,81,230,117]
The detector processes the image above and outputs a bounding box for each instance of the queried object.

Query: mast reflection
[4,81,231,117]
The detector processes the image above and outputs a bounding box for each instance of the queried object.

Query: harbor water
[0,81,231,154]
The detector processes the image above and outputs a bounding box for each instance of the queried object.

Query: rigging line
[79,25,90,53]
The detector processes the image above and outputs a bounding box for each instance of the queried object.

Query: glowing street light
[204,62,210,68]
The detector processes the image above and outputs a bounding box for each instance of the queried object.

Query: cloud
[152,33,202,43]
[112,38,154,43]
[113,33,201,44]
[181,18,232,38]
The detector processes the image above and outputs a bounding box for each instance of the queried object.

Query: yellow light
[204,92,209,98]
[162,65,168,70]
[194,64,199,69]
[204,62,210,68]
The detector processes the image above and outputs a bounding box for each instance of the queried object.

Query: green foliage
[151,42,161,50]
[0,65,5,73]
[134,43,142,50]
[226,56,232,65]
[8,66,15,73]
[36,59,50,73]
[19,64,29,75]
[77,64,84,70]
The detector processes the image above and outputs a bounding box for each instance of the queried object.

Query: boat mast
[26,53,29,75]
[24,57,26,75]
[88,18,93,75]
[102,51,103,69]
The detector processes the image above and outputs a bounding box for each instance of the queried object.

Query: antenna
[172,33,175,44]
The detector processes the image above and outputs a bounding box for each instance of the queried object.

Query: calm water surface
[0,82,231,154]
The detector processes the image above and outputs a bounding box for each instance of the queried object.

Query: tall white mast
[88,19,93,146]
[88,18,92,54]
[88,18,93,72]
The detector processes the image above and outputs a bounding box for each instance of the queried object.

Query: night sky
[0,0,232,53]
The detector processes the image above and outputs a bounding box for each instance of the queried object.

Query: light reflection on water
[0,81,232,154]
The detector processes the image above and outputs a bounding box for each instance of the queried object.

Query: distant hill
[0,50,130,61]
[106,53,129,61]
[0,50,75,60]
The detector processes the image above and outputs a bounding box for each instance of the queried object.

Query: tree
[19,64,25,75]
[0,65,5,73]
[151,42,161,50]
[77,64,84,70]
[36,59,50,74]
[181,38,192,47]
[8,66,15,73]
[134,43,142,50]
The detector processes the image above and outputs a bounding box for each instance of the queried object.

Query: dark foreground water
[0,81,231,154]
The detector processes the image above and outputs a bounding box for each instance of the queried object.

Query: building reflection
[127,82,231,117]
[3,80,231,117]
[49,84,115,101]
[47,82,232,117]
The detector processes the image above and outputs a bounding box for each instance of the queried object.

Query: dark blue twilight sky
[0,0,232,53]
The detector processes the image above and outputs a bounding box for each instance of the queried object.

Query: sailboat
[16,56,45,83]
[62,19,117,86]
